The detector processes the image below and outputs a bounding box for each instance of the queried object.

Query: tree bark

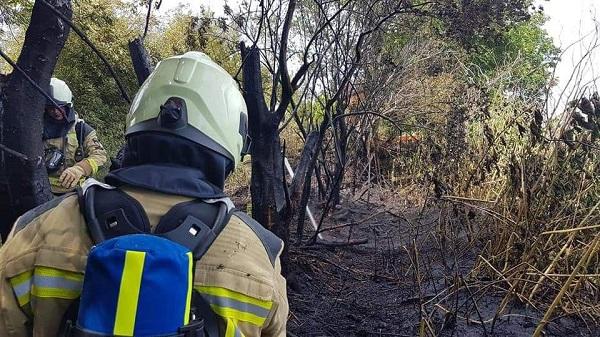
[291,131,319,242]
[128,37,154,86]
[241,44,294,274]
[0,0,72,240]
[241,45,287,234]
[331,109,349,206]
[0,76,11,240]
[289,131,319,207]
[239,1,300,273]
[106,38,154,171]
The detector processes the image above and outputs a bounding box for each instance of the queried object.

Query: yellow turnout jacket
[0,186,288,337]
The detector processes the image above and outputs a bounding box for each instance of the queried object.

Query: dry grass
[414,95,600,334]
[358,54,600,333]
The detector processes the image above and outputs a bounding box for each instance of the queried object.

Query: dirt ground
[284,187,597,337]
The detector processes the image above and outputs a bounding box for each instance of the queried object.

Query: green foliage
[361,2,558,191]
[145,7,240,75]
[469,13,559,96]
[1,0,558,181]
[435,0,534,47]
[0,0,31,72]
[295,95,327,128]
[53,0,140,158]
[0,0,32,27]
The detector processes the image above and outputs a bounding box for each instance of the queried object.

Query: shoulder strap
[75,120,93,146]
[155,199,232,260]
[234,211,283,267]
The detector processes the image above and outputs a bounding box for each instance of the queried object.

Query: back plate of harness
[65,182,232,337]
[79,184,231,260]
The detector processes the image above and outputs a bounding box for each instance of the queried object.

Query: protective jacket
[0,186,288,337]
[43,117,107,194]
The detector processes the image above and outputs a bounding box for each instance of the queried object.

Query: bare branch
[274,0,297,120]
[142,0,153,41]
[0,143,36,162]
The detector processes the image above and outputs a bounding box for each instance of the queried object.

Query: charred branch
[128,38,154,86]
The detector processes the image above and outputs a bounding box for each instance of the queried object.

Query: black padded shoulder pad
[12,193,76,235]
[80,184,151,244]
[155,200,232,260]
[234,211,283,268]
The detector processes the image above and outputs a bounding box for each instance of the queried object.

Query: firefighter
[43,78,107,194]
[0,52,288,336]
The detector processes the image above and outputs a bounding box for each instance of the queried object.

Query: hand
[59,166,85,189]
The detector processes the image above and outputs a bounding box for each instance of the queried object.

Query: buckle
[177,319,205,337]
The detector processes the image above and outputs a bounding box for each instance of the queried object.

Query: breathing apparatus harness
[45,119,87,173]
[62,180,230,337]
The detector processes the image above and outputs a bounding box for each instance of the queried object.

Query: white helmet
[48,77,73,106]
[126,52,250,169]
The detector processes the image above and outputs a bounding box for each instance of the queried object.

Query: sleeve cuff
[85,159,98,175]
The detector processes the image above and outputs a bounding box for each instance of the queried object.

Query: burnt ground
[284,189,597,337]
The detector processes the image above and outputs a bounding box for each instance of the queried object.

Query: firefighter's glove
[59,166,85,189]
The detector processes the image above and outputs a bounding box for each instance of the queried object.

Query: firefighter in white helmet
[43,78,108,194]
[0,52,288,337]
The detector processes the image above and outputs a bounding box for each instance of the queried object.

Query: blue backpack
[64,181,231,337]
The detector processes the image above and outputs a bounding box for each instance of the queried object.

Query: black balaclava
[105,132,234,199]
[43,105,76,140]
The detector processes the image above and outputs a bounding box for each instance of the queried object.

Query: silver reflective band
[12,279,32,298]
[33,275,83,291]
[202,293,270,319]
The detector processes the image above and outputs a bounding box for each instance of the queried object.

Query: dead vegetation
[286,26,599,337]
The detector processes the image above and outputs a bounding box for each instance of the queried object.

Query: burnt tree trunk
[107,38,154,171]
[291,131,319,242]
[128,37,154,86]
[239,0,304,271]
[241,45,287,235]
[331,108,349,206]
[289,132,320,208]
[0,76,9,240]
[0,0,73,240]
[241,45,291,273]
